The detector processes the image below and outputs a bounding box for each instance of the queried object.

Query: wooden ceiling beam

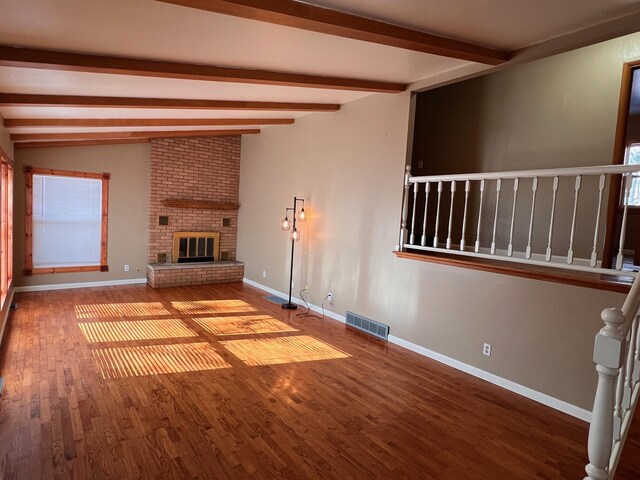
[15,139,151,149]
[11,128,260,142]
[155,0,509,65]
[0,45,405,93]
[0,94,339,111]
[4,117,294,127]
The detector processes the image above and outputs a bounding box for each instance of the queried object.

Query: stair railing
[585,274,640,479]
[399,164,640,275]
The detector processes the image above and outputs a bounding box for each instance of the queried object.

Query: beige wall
[14,143,149,287]
[237,35,640,410]
[411,34,640,260]
[411,36,632,175]
[0,112,12,160]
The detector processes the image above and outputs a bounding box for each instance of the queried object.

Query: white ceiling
[309,0,640,50]
[1,0,640,144]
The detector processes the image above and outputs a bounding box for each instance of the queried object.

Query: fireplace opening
[173,232,220,263]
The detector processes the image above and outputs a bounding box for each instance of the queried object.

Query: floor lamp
[280,197,306,309]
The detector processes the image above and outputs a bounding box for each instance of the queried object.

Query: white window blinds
[33,174,102,268]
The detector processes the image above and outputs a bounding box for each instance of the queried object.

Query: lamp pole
[281,197,305,309]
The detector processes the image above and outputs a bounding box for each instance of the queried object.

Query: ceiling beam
[15,139,151,149]
[11,129,260,142]
[0,94,340,111]
[155,0,509,65]
[4,117,294,127]
[0,45,405,93]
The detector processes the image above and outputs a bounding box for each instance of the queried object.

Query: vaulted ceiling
[1,0,640,149]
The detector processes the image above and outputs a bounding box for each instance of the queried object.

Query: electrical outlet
[262,270,266,278]
[327,292,333,303]
[483,343,492,357]
[291,280,295,289]
[124,264,129,272]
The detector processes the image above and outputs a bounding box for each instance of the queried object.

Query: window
[24,168,110,275]
[626,143,640,206]
[0,151,13,308]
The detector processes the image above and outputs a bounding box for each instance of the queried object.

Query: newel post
[399,165,411,250]
[584,307,626,480]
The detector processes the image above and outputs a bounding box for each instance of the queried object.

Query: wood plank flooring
[0,281,632,479]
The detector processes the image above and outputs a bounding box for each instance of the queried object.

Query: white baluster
[507,178,519,257]
[433,181,443,248]
[399,166,411,249]
[460,180,471,251]
[567,175,582,264]
[591,174,606,267]
[546,176,559,262]
[584,308,625,480]
[491,178,501,255]
[633,316,640,385]
[475,179,485,253]
[624,316,638,407]
[614,354,626,441]
[409,182,419,245]
[421,182,430,247]
[526,177,538,259]
[616,174,632,270]
[446,181,456,250]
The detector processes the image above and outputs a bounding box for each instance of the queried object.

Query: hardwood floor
[0,281,629,479]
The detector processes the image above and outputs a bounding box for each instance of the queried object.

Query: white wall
[237,35,640,412]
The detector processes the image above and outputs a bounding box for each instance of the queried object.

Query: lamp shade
[281,216,291,231]
[290,228,300,241]
[298,208,307,222]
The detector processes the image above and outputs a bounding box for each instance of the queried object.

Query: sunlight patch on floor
[171,299,257,315]
[193,315,299,336]
[75,302,171,319]
[79,319,197,343]
[221,335,350,366]
[92,342,230,379]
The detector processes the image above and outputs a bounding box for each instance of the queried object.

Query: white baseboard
[388,335,591,422]
[14,277,148,293]
[243,276,591,423]
[242,277,346,323]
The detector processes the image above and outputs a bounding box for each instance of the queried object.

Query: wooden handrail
[409,164,640,184]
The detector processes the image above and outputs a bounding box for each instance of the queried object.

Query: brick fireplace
[146,136,244,288]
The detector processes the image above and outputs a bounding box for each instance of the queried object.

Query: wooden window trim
[0,148,13,309]
[1,163,7,303]
[602,60,640,267]
[24,166,110,275]
[7,165,13,286]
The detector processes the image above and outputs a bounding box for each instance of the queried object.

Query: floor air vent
[345,311,389,340]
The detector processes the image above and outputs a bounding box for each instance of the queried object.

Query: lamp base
[282,302,298,310]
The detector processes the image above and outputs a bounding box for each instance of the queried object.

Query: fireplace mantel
[162,199,238,210]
